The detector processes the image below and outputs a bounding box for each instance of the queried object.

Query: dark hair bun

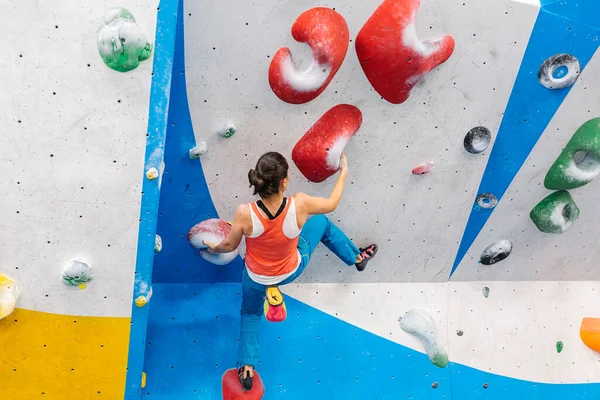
[248,169,264,192]
[249,152,289,198]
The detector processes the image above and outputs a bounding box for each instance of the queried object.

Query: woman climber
[203,151,378,391]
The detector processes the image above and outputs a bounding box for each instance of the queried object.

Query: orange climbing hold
[222,368,265,400]
[580,318,600,353]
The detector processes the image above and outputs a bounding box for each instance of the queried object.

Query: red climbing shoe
[356,244,378,271]
[264,286,287,322]
[222,368,264,399]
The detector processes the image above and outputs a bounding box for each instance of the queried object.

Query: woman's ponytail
[248,169,265,195]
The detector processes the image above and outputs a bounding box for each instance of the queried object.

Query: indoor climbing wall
[136,0,600,398]
[184,0,546,283]
[0,1,156,399]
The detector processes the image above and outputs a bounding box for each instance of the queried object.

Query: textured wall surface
[3,0,600,399]
[184,0,582,283]
[138,0,600,398]
[0,0,157,398]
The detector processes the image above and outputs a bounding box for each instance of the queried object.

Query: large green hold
[97,7,153,72]
[530,191,580,234]
[545,117,600,190]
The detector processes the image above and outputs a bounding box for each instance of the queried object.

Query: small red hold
[269,7,349,104]
[292,104,362,182]
[355,0,455,104]
[222,368,265,400]
[412,160,435,175]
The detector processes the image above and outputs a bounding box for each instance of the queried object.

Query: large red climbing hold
[222,368,265,400]
[292,104,362,183]
[355,0,455,104]
[269,7,349,104]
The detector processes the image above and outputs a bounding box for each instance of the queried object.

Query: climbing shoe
[238,367,253,391]
[356,244,378,271]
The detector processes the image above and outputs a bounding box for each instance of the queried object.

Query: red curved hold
[269,7,349,104]
[292,104,362,183]
[222,368,264,400]
[355,0,455,104]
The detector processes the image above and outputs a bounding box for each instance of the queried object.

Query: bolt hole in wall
[573,150,600,173]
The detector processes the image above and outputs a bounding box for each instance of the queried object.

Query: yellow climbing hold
[146,167,159,180]
[141,372,147,388]
[135,296,148,307]
[0,273,20,320]
[78,283,87,290]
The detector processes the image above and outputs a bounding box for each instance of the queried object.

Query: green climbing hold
[101,6,136,25]
[530,191,580,234]
[218,123,237,138]
[221,128,235,138]
[544,117,600,190]
[556,341,564,353]
[483,287,490,298]
[97,7,153,72]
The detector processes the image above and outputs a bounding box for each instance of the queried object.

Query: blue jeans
[237,214,360,367]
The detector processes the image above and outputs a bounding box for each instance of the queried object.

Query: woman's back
[245,196,301,280]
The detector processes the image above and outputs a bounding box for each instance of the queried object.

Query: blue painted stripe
[450,3,600,277]
[544,0,600,30]
[124,1,179,398]
[142,283,600,399]
[151,0,243,284]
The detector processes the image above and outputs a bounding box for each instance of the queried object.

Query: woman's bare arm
[295,153,348,215]
[204,204,248,253]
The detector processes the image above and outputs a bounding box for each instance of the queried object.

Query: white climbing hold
[217,122,236,138]
[538,54,580,90]
[0,273,20,320]
[154,235,162,253]
[135,286,153,307]
[146,167,159,180]
[158,162,165,189]
[62,260,94,287]
[189,142,208,159]
[480,240,513,265]
[400,309,448,368]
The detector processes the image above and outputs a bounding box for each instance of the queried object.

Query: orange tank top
[245,197,300,277]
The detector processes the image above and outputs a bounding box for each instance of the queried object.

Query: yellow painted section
[0,308,130,399]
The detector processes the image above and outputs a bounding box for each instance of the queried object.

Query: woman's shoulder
[292,192,310,209]
[235,203,251,215]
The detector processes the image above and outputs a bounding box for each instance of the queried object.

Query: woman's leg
[297,214,360,266]
[281,215,377,286]
[237,267,266,369]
